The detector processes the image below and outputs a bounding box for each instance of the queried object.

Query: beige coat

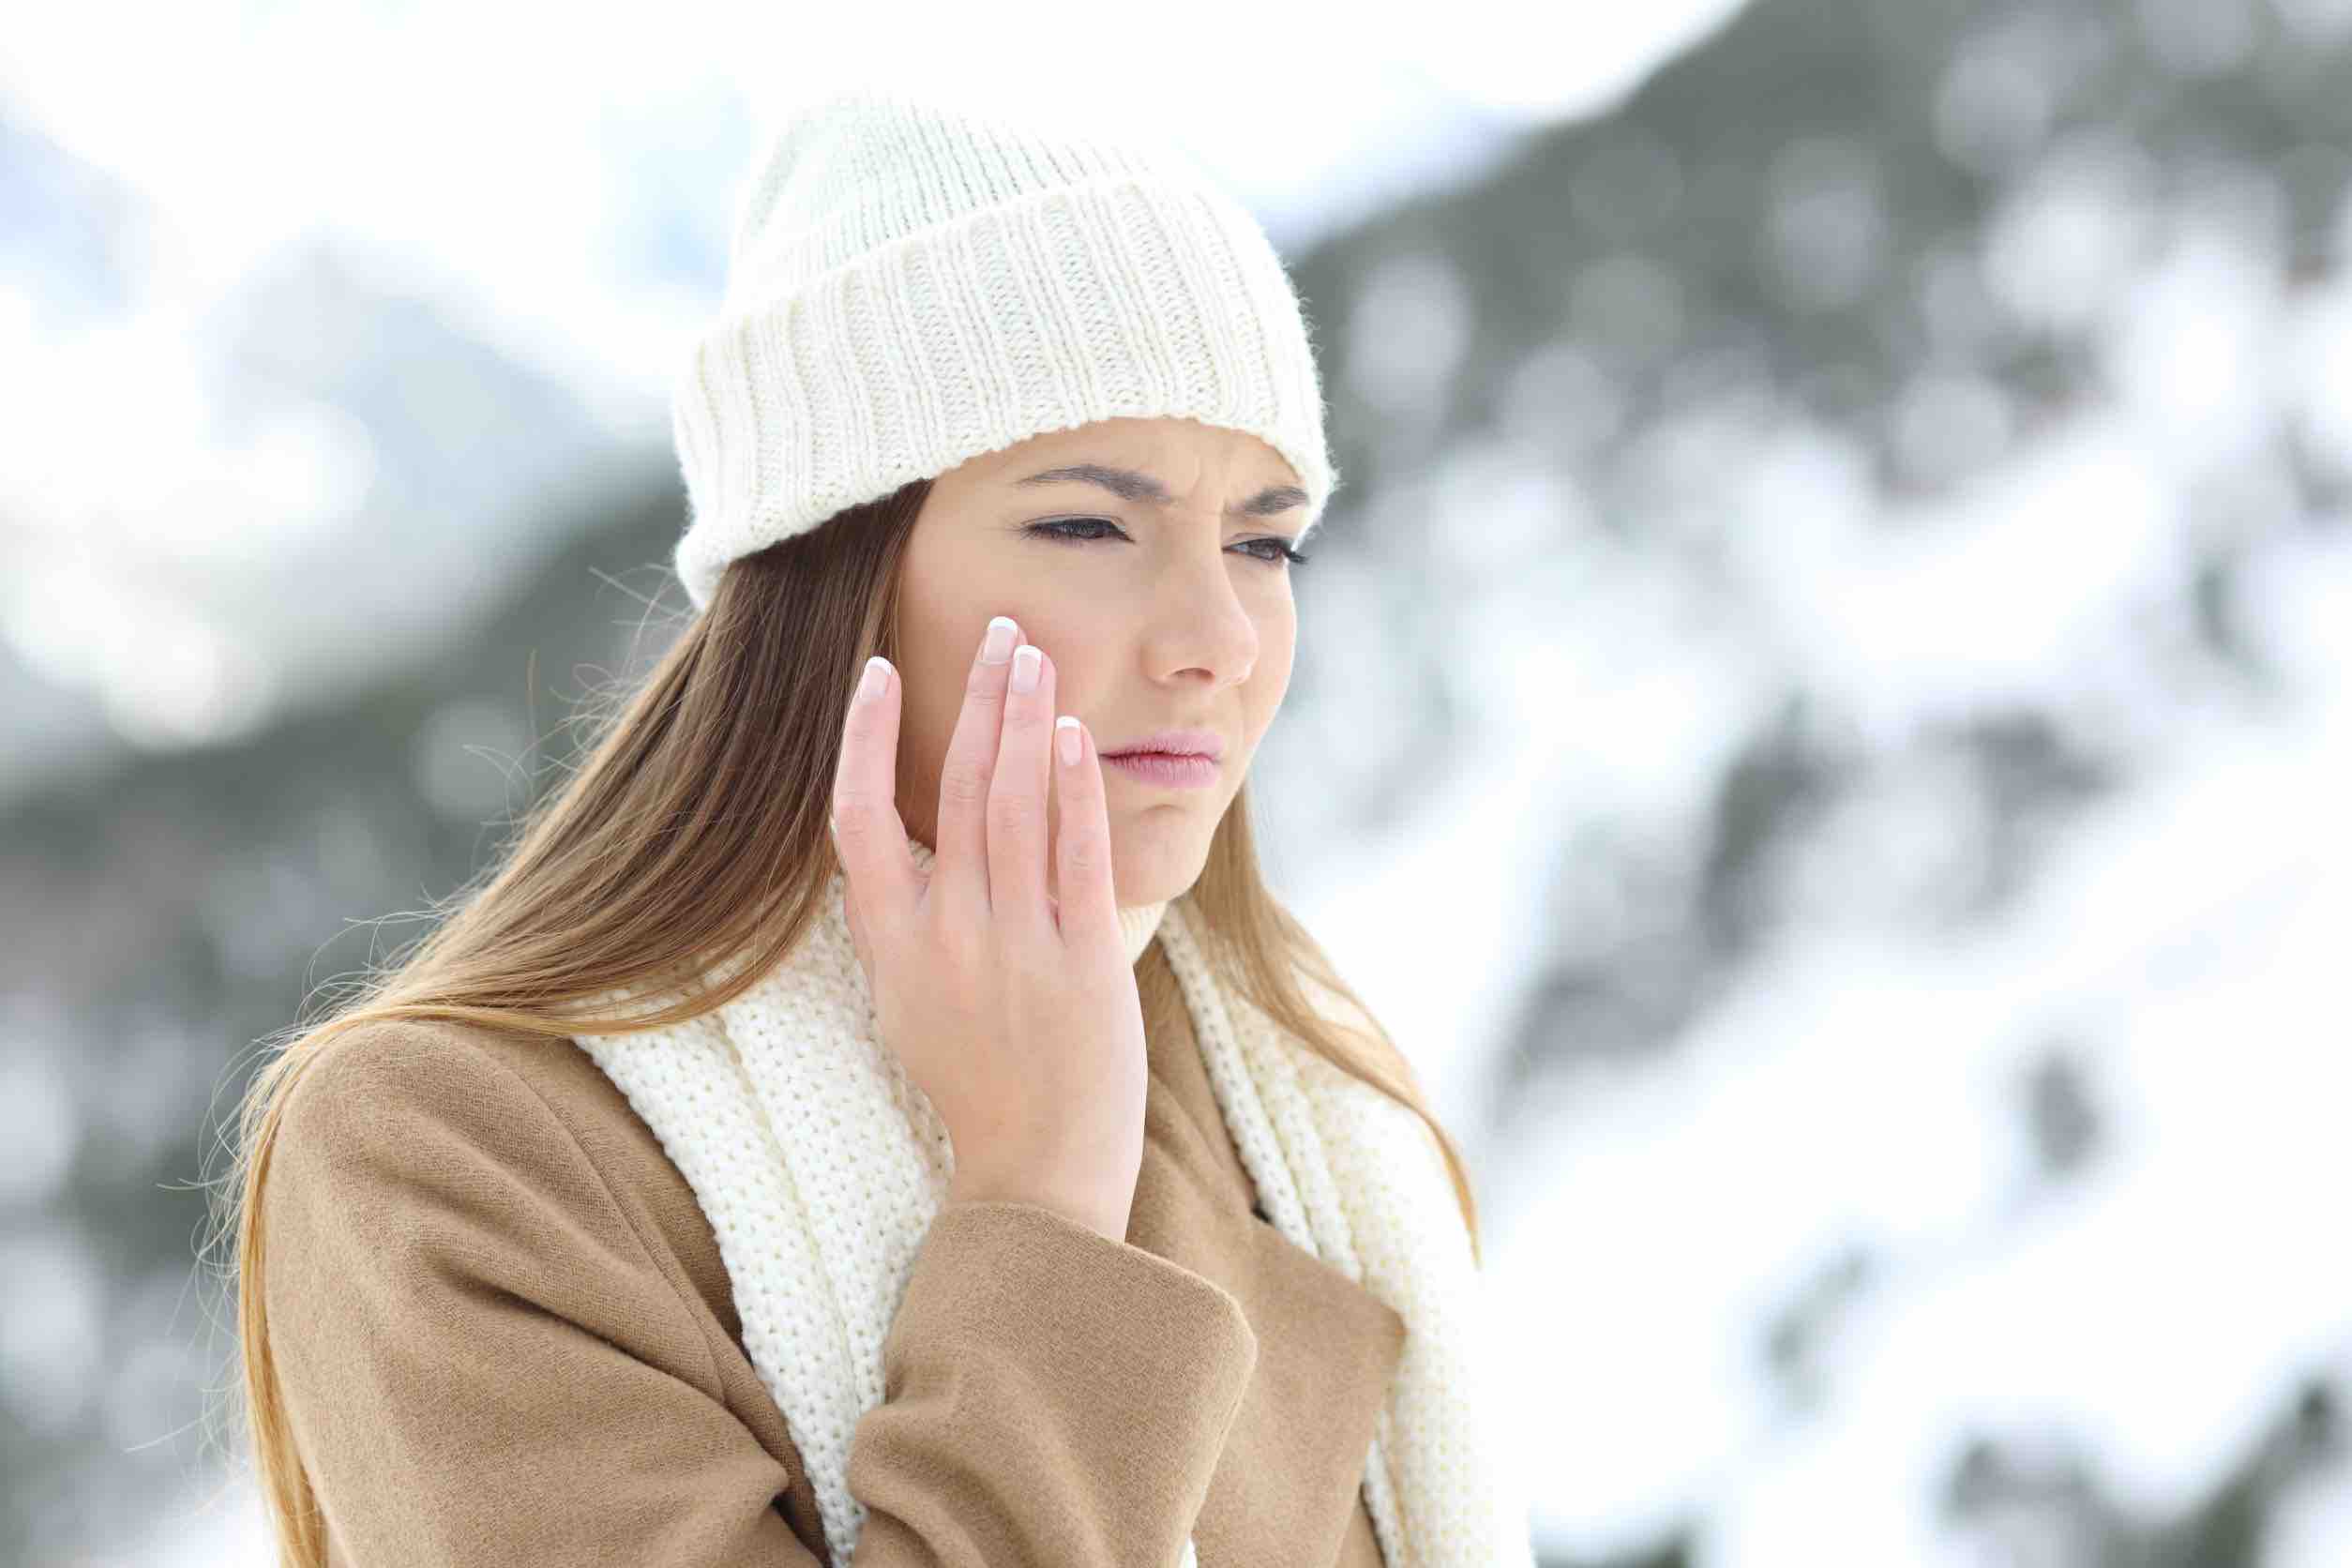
[262,939,1406,1565]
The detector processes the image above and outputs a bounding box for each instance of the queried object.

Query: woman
[221,85,1531,1567]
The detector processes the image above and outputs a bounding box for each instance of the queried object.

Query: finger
[934,614,1019,925]
[842,860,873,982]
[831,654,916,940]
[1049,714,1119,952]
[987,638,1055,935]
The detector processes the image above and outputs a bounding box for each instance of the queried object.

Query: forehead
[958,416,1296,489]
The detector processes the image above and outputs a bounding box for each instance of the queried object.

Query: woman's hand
[829,615,1146,1244]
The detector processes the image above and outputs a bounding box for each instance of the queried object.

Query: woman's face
[892,415,1308,909]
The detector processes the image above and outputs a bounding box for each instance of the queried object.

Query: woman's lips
[1102,751,1220,789]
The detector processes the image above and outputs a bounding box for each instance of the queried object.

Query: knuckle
[963,665,1007,705]
[1061,823,1105,875]
[932,914,987,973]
[988,789,1038,836]
[831,795,879,843]
[938,759,990,806]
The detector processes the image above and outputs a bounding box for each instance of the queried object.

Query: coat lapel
[1132,939,1407,1566]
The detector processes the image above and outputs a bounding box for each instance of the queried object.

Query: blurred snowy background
[5,0,2349,1562]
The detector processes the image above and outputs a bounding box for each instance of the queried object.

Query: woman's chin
[1109,827,1210,906]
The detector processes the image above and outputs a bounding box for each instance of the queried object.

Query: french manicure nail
[981,616,1018,664]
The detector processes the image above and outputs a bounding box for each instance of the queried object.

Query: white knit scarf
[569,840,1534,1567]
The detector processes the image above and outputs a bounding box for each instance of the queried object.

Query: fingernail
[981,616,1018,664]
[856,656,889,702]
[1057,716,1081,765]
[1011,643,1041,693]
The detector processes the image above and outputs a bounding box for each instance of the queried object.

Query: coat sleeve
[259,1024,1260,1567]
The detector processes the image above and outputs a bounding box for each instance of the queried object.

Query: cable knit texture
[568,838,1536,1566]
[668,85,1343,611]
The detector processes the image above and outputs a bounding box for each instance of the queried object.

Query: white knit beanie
[669,85,1344,611]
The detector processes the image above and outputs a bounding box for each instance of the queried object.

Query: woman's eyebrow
[1013,462,1306,519]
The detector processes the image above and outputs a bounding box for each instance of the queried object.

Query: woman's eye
[1240,536,1310,566]
[1026,518,1124,544]
[1023,519,1309,567]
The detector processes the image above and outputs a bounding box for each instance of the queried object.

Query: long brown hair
[208,475,1484,1568]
